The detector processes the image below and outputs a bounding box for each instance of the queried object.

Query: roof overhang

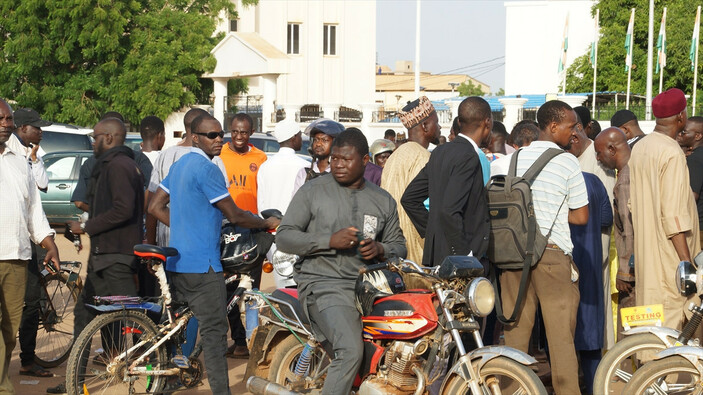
[203,32,289,79]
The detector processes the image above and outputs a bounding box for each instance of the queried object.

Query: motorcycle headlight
[271,251,297,277]
[464,277,495,317]
[676,260,698,296]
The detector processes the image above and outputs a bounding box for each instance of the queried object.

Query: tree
[565,0,701,100]
[0,0,256,126]
[458,80,485,96]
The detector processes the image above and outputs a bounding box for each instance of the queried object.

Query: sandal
[19,364,53,377]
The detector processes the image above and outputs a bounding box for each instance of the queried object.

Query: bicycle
[30,260,83,368]
[64,244,260,394]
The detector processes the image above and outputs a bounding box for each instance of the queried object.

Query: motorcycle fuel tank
[362,291,438,339]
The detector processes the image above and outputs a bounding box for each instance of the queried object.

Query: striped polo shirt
[514,141,589,254]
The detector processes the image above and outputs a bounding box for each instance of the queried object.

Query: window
[287,23,300,54]
[45,156,76,180]
[229,19,238,32]
[323,24,337,55]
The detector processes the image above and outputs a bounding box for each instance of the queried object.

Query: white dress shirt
[257,147,310,215]
[0,147,54,260]
[292,160,330,196]
[7,133,48,190]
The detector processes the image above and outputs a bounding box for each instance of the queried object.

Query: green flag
[656,8,667,74]
[691,7,700,71]
[625,9,635,72]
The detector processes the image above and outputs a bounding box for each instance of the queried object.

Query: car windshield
[41,131,92,153]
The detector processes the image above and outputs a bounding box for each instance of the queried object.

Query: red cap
[652,88,687,118]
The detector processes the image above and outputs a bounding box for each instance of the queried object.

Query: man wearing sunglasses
[149,114,280,395]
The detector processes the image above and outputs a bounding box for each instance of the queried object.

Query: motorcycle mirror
[676,260,697,296]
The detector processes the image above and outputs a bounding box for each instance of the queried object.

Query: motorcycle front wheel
[593,333,671,394]
[267,334,328,389]
[621,355,702,395]
[442,356,547,395]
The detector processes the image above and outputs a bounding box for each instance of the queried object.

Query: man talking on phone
[0,98,60,394]
[277,128,406,395]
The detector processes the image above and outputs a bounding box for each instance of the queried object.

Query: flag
[558,14,569,73]
[590,10,599,68]
[625,8,635,72]
[691,7,701,71]
[656,7,667,74]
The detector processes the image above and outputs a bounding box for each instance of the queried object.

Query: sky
[376,0,507,92]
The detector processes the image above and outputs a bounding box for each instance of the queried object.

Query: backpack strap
[521,148,564,184]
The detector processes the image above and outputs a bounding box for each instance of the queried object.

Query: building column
[360,103,382,141]
[498,97,529,133]
[557,95,588,109]
[212,78,228,126]
[261,74,278,130]
[322,103,340,121]
[283,104,303,122]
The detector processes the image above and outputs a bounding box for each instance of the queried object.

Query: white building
[504,0,595,95]
[203,0,377,131]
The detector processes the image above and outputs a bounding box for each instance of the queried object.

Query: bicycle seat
[133,244,179,262]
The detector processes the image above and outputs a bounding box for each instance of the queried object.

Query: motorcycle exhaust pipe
[247,376,300,395]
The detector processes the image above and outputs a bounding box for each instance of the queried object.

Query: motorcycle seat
[271,289,310,326]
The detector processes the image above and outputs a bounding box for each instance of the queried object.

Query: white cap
[273,119,300,143]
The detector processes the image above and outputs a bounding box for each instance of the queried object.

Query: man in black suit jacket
[401,97,492,266]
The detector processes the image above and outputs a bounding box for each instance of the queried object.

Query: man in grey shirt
[277,128,406,395]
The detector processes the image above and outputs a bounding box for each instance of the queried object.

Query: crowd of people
[0,87,701,395]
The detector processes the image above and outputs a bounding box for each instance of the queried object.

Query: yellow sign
[621,304,665,328]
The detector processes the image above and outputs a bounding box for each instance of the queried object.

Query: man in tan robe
[595,128,635,341]
[630,88,700,331]
[381,96,440,264]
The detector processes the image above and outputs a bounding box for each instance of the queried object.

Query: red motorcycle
[245,256,546,395]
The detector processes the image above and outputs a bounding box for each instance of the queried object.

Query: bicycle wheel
[34,270,83,368]
[622,355,702,395]
[66,310,167,395]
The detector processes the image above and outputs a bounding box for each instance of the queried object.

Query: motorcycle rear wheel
[592,333,670,394]
[622,355,703,395]
[267,334,328,389]
[442,356,546,395]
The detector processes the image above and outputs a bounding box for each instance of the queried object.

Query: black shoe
[46,383,67,394]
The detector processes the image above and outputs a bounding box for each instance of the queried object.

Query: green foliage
[565,0,702,98]
[458,80,485,96]
[0,0,256,126]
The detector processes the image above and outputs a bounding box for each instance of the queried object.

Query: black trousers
[18,243,41,367]
[170,269,230,395]
[73,259,137,339]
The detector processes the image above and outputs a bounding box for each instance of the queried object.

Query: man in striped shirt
[499,100,589,395]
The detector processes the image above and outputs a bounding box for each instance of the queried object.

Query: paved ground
[9,228,563,395]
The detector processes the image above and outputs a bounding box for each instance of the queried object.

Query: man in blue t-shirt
[149,114,279,394]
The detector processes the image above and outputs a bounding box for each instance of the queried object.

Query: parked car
[224,132,311,160]
[40,150,93,225]
[124,133,143,152]
[39,123,93,154]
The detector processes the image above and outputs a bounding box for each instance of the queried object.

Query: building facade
[204,0,377,132]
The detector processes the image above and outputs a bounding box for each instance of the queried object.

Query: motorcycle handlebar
[359,262,389,274]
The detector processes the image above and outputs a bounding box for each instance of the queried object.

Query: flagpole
[414,0,420,96]
[694,6,701,116]
[592,9,599,118]
[645,0,654,120]
[626,8,635,110]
